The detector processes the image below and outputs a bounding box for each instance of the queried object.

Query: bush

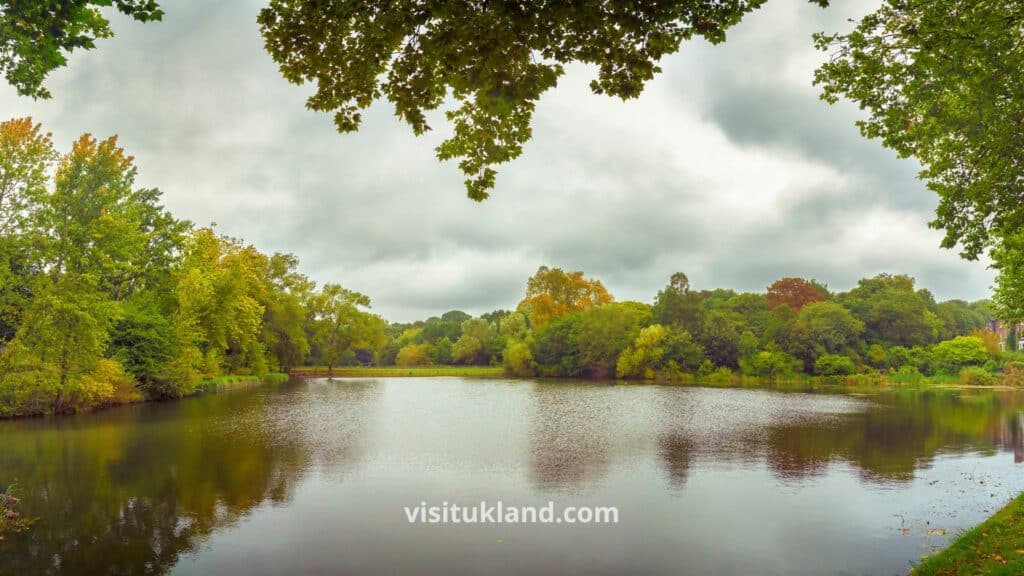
[503,340,535,377]
[959,366,997,386]
[0,343,60,417]
[890,365,924,384]
[814,354,856,376]
[616,324,667,379]
[73,359,142,409]
[740,350,801,381]
[1001,361,1024,387]
[930,336,990,375]
[704,366,737,385]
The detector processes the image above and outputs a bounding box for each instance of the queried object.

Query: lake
[2,378,1023,575]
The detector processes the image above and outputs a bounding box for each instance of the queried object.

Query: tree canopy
[256,0,829,200]
[0,1,164,99]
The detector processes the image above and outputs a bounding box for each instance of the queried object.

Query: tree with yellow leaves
[516,266,612,330]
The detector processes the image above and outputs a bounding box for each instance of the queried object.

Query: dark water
[2,378,1023,576]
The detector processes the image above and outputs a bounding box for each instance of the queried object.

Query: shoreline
[912,492,1024,575]
[0,373,289,421]
[292,366,1022,394]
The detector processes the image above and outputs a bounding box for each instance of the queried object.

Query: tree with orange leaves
[765,277,828,312]
[516,266,613,330]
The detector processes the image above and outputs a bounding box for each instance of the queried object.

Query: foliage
[839,274,943,347]
[395,343,432,367]
[740,350,800,381]
[814,354,855,377]
[0,118,387,416]
[796,301,863,354]
[652,272,704,335]
[0,1,164,99]
[930,336,990,375]
[815,1,1024,323]
[617,324,704,379]
[958,366,997,387]
[502,340,535,377]
[257,1,829,200]
[617,324,669,379]
[765,277,828,311]
[308,283,386,373]
[816,0,1024,275]
[452,318,495,365]
[517,266,612,329]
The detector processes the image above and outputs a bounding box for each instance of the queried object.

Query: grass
[290,366,505,378]
[196,373,289,393]
[913,493,1024,575]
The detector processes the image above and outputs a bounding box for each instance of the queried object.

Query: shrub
[1001,361,1024,387]
[890,365,924,384]
[616,324,667,379]
[866,344,887,367]
[740,350,801,381]
[0,343,60,417]
[703,366,737,385]
[502,340,535,377]
[959,366,997,386]
[930,336,990,375]
[814,354,856,376]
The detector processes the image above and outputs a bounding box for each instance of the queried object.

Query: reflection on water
[1,379,1022,575]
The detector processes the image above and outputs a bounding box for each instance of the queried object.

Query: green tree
[695,310,741,369]
[171,229,267,381]
[740,349,800,382]
[839,274,943,348]
[652,272,702,333]
[572,302,651,378]
[0,118,56,344]
[814,354,855,377]
[617,324,669,379]
[662,328,705,373]
[502,340,534,377]
[0,1,164,99]
[929,336,990,375]
[261,253,314,372]
[431,336,454,365]
[452,318,494,365]
[308,283,385,375]
[107,294,175,397]
[16,276,116,411]
[796,301,863,354]
[815,1,1024,315]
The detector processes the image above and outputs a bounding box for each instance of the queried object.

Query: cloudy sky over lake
[0,0,995,322]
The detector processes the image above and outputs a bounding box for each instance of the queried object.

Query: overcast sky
[0,0,995,322]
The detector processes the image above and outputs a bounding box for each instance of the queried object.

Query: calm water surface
[2,378,1023,575]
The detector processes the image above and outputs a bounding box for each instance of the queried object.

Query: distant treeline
[385,267,1010,386]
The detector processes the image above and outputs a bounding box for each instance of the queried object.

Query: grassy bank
[196,373,289,393]
[291,366,504,378]
[913,493,1024,575]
